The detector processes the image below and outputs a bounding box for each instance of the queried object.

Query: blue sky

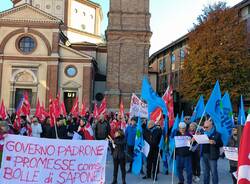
[0,0,242,54]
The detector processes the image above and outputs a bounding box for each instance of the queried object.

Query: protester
[174,122,192,184]
[184,116,191,128]
[67,116,79,138]
[41,118,52,138]
[31,117,43,138]
[142,120,162,181]
[95,114,110,140]
[189,122,201,183]
[125,117,137,173]
[202,119,223,184]
[110,129,126,184]
[78,117,94,140]
[110,118,120,139]
[227,126,239,184]
[19,115,32,136]
[55,119,68,139]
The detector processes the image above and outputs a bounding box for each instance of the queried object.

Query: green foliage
[181,4,250,105]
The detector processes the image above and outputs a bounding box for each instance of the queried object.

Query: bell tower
[106,0,152,110]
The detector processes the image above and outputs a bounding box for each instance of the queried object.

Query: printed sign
[129,93,148,118]
[193,134,210,144]
[174,136,191,148]
[0,134,108,184]
[223,147,238,161]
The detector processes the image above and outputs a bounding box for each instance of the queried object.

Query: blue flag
[205,81,229,145]
[238,95,246,125]
[221,92,234,135]
[180,111,184,122]
[141,76,168,132]
[171,115,180,137]
[132,117,144,175]
[141,76,168,116]
[190,95,205,122]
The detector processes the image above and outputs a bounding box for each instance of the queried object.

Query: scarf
[204,126,215,137]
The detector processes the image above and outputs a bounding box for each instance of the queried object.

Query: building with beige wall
[1,0,153,112]
[12,0,103,44]
[0,3,95,112]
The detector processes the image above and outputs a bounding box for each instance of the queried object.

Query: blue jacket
[125,125,136,146]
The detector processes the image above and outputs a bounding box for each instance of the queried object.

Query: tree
[180,2,250,105]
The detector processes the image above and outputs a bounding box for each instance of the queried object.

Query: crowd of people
[0,110,240,184]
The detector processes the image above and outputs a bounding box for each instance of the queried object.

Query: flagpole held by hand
[189,109,206,150]
[53,115,59,139]
[171,147,176,184]
[153,150,161,184]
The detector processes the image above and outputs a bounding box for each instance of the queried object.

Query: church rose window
[65,65,77,78]
[17,35,36,54]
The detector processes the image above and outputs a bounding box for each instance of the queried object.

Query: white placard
[174,136,191,148]
[193,134,210,144]
[223,147,238,161]
[1,134,108,184]
[233,171,237,179]
[142,140,150,157]
[129,93,148,118]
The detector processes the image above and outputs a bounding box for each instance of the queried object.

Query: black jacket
[202,130,223,160]
[95,120,110,140]
[143,125,162,151]
[41,124,52,138]
[111,135,126,160]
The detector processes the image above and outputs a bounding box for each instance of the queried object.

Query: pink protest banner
[0,134,108,184]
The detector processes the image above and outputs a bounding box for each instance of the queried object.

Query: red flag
[60,101,67,117]
[13,109,21,130]
[93,102,98,118]
[98,97,107,116]
[20,91,31,115]
[40,102,49,122]
[149,86,174,128]
[119,99,125,119]
[81,100,87,117]
[35,99,41,119]
[0,100,7,120]
[163,86,174,128]
[237,114,250,184]
[53,92,61,118]
[150,108,163,125]
[84,122,94,140]
[70,97,79,117]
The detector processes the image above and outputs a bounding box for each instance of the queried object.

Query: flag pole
[153,150,161,184]
[189,109,206,149]
[53,115,59,139]
[171,148,176,184]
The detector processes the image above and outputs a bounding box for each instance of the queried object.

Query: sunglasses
[204,126,209,129]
